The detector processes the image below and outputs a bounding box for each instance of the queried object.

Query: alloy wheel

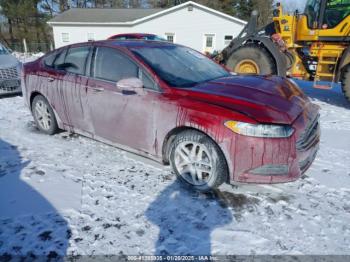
[174,141,213,186]
[34,100,52,131]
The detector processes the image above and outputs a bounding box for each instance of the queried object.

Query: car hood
[0,54,20,69]
[184,75,310,124]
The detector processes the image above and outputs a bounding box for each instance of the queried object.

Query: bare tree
[252,0,273,27]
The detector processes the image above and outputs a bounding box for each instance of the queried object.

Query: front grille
[299,148,318,173]
[0,67,19,80]
[296,114,320,152]
[0,85,20,93]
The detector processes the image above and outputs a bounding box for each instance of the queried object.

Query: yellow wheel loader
[219,0,350,101]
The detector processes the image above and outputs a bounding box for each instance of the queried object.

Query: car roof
[96,39,177,48]
[57,39,178,54]
[112,33,156,37]
[107,33,158,40]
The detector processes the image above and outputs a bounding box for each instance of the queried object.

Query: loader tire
[341,64,350,102]
[227,45,276,75]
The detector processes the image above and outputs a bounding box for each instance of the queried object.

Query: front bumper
[0,79,21,95]
[226,104,320,184]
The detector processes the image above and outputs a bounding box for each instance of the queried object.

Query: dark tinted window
[64,46,90,75]
[141,71,156,90]
[305,0,321,28]
[93,47,138,82]
[144,35,166,41]
[324,0,350,28]
[53,49,66,68]
[43,51,57,68]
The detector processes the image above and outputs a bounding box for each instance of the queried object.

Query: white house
[47,1,246,53]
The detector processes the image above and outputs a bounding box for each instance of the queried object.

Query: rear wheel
[32,95,58,135]
[341,64,350,102]
[226,45,276,75]
[170,130,228,192]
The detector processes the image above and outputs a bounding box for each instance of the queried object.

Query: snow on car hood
[0,54,20,69]
[186,75,310,124]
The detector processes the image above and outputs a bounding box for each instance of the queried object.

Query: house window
[205,34,214,48]
[62,33,70,43]
[165,33,175,43]
[87,33,95,42]
[224,35,233,46]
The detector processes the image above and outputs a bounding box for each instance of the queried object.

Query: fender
[223,36,287,77]
[250,36,287,77]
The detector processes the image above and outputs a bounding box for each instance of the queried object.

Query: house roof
[48,1,246,26]
[48,8,163,24]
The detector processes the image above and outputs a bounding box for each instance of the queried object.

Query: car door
[86,46,160,153]
[57,45,93,134]
[39,48,70,127]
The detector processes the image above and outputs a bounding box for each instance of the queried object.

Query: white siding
[51,5,245,53]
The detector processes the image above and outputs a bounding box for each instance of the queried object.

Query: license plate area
[0,80,21,93]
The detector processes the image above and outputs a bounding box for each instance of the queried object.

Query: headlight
[224,120,294,138]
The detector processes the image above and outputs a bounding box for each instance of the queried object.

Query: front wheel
[341,64,350,102]
[32,95,59,135]
[170,130,228,192]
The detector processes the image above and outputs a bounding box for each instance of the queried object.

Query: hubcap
[34,101,52,131]
[174,142,213,186]
[235,59,260,74]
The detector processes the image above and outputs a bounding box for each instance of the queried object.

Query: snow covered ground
[0,73,350,256]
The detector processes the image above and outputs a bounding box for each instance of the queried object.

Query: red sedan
[108,33,166,41]
[22,40,320,192]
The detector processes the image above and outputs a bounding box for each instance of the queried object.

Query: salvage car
[0,43,21,95]
[22,40,320,192]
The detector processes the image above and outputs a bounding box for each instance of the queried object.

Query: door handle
[47,77,55,82]
[92,87,104,93]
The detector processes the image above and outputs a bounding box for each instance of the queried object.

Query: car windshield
[0,44,9,55]
[131,45,230,87]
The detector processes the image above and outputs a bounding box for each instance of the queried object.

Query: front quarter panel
[153,90,257,177]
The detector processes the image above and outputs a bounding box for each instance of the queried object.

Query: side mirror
[116,77,144,95]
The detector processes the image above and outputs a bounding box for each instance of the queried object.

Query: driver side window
[92,47,158,90]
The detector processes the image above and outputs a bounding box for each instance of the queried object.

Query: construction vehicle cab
[220,0,350,101]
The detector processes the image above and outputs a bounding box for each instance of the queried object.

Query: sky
[277,0,307,12]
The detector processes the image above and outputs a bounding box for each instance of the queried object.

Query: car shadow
[295,79,350,109]
[0,139,69,258]
[145,180,234,255]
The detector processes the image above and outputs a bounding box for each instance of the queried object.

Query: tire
[31,95,58,135]
[226,44,276,75]
[341,64,350,102]
[169,130,228,192]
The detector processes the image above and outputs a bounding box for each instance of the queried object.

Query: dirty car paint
[22,40,320,184]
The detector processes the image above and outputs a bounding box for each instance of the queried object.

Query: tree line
[0,0,273,52]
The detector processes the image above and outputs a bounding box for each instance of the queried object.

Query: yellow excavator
[218,0,350,101]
